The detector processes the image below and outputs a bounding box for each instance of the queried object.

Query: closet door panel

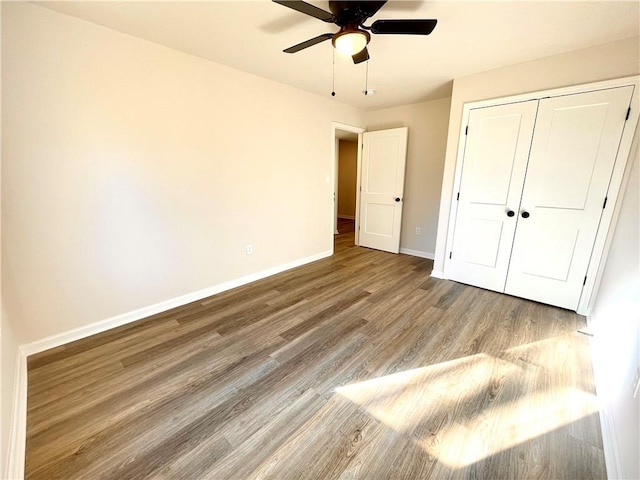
[505,86,634,310]
[448,100,538,292]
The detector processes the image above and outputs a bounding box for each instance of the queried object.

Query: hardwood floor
[25,219,606,479]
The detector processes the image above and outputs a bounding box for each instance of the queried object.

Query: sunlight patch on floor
[335,353,518,432]
[421,387,599,468]
[335,335,599,469]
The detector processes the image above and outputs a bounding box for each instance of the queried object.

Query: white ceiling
[36,1,640,110]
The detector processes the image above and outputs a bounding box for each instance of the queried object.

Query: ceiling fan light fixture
[332,28,369,56]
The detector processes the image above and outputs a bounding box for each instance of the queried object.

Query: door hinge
[465,126,469,135]
[626,106,631,121]
[456,192,460,201]
[449,252,452,259]
[602,197,608,209]
[583,275,587,286]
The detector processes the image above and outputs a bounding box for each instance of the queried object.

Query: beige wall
[1,2,363,345]
[366,97,451,256]
[434,36,640,272]
[337,140,357,218]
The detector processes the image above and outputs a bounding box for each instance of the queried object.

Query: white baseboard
[6,351,27,480]
[430,270,445,279]
[337,215,355,220]
[399,248,434,260]
[21,250,332,356]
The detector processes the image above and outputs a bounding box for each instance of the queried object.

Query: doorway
[331,122,365,250]
[336,135,358,235]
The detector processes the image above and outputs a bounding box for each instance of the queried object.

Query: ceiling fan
[272,1,438,64]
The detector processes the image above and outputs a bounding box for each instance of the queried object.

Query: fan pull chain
[364,60,369,95]
[331,49,336,97]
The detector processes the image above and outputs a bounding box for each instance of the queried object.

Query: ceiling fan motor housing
[329,1,382,27]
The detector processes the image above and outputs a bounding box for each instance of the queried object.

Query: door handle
[394,197,401,202]
[521,211,530,218]
[506,210,515,217]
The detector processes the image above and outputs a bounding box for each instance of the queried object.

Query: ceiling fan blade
[352,47,370,64]
[283,33,334,53]
[359,1,388,19]
[272,1,334,22]
[370,19,437,35]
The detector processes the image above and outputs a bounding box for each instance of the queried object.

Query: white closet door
[448,101,538,292]
[505,86,634,310]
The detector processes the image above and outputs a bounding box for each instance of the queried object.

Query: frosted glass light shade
[333,30,368,56]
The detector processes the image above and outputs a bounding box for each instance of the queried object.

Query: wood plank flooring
[25,218,606,479]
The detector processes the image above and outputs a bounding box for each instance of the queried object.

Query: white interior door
[358,127,408,253]
[505,86,634,310]
[448,101,538,292]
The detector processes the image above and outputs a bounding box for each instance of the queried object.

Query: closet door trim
[442,75,640,315]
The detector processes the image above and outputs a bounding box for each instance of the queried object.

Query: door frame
[440,75,640,315]
[331,122,365,250]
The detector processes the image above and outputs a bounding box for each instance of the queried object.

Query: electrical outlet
[633,368,640,398]
[415,227,421,235]
[246,244,254,255]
